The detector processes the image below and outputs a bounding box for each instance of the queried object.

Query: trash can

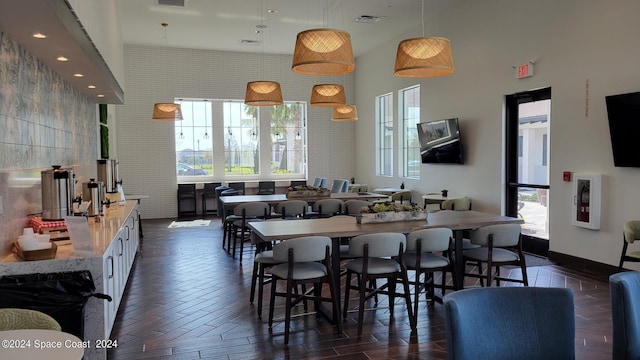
[0,270,111,339]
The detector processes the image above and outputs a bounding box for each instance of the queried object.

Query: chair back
[391,190,412,203]
[443,287,575,360]
[276,200,308,218]
[273,236,332,262]
[257,181,276,195]
[312,177,327,188]
[441,197,472,211]
[343,200,371,215]
[233,201,270,218]
[0,308,62,331]
[203,182,220,194]
[469,224,521,247]
[624,220,640,244]
[331,179,348,193]
[349,232,406,258]
[178,183,196,197]
[228,182,245,194]
[610,271,640,360]
[312,198,343,216]
[406,228,452,253]
[290,180,307,187]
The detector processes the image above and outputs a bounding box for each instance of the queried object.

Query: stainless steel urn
[97,159,120,193]
[41,165,75,221]
[82,178,105,216]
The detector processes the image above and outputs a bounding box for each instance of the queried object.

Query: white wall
[116,46,355,219]
[354,0,640,268]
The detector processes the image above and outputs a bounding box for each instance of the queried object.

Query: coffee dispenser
[41,165,75,221]
[97,159,121,193]
[82,178,105,217]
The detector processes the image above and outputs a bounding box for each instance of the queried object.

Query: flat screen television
[417,118,464,164]
[605,91,640,167]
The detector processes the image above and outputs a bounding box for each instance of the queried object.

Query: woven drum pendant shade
[332,104,358,121]
[310,84,346,107]
[244,81,283,106]
[292,28,355,76]
[394,37,454,77]
[152,103,183,121]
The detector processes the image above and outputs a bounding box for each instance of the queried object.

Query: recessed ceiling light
[88,85,96,89]
[57,56,68,62]
[97,94,105,98]
[267,9,277,14]
[73,73,84,77]
[32,33,47,39]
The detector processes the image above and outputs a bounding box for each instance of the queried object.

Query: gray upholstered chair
[610,271,640,360]
[441,197,472,211]
[307,198,343,218]
[230,201,270,262]
[267,236,342,345]
[405,228,456,318]
[443,287,575,360]
[0,308,61,331]
[273,200,308,219]
[391,190,412,204]
[618,220,640,270]
[463,224,528,287]
[342,232,416,336]
[249,233,282,319]
[343,200,371,216]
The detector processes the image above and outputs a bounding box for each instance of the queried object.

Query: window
[175,99,307,181]
[269,103,306,176]
[401,85,420,178]
[376,93,393,176]
[175,100,213,178]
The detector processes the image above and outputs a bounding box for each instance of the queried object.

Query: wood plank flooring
[107,217,613,359]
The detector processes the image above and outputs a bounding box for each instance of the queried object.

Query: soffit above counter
[0,0,124,104]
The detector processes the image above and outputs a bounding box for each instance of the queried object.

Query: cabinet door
[103,247,116,335]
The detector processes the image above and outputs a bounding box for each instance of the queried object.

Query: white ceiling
[118,0,452,56]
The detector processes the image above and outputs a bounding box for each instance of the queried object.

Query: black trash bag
[0,270,111,339]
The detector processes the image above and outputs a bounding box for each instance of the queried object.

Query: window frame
[375,92,394,177]
[399,85,421,179]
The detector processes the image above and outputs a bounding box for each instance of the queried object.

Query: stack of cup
[18,228,52,251]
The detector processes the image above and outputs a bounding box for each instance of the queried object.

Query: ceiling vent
[157,0,186,7]
[240,39,260,45]
[353,15,385,24]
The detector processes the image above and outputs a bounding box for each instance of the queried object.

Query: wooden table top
[249,210,522,241]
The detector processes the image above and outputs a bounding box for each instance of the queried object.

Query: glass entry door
[505,88,551,255]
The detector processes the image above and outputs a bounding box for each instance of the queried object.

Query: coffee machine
[82,178,105,217]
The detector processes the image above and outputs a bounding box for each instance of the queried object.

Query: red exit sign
[516,62,534,78]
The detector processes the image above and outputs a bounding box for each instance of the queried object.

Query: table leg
[453,230,464,290]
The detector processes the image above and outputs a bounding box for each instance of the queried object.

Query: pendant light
[153,23,183,121]
[291,1,355,76]
[332,104,358,122]
[394,0,454,78]
[244,1,283,106]
[310,84,346,107]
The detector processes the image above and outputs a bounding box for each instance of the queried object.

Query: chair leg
[357,274,367,336]
[619,241,629,270]
[284,279,293,345]
[268,277,278,329]
[388,278,396,318]
[413,271,421,320]
[401,270,416,330]
[257,265,267,318]
[343,271,352,320]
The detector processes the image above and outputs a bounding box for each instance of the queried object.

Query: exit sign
[516,62,534,78]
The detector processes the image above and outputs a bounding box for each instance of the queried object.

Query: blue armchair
[443,287,575,360]
[610,271,640,360]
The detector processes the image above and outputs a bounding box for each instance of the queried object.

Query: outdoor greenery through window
[401,85,420,178]
[175,99,307,181]
[376,93,393,176]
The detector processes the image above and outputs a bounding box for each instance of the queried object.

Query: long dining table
[249,210,524,307]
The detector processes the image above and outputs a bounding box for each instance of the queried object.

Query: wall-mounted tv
[605,91,640,167]
[417,118,464,164]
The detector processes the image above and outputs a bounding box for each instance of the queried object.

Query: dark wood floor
[108,217,613,359]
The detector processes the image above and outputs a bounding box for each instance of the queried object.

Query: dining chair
[202,182,221,215]
[330,179,348,193]
[228,181,246,195]
[257,181,276,195]
[215,185,231,221]
[273,200,308,219]
[221,188,241,252]
[230,201,271,262]
[177,183,197,217]
[306,198,343,218]
[343,200,371,216]
[610,271,640,360]
[342,232,416,336]
[443,287,575,360]
[312,177,327,188]
[405,228,456,318]
[618,220,640,270]
[463,224,528,287]
[289,180,307,188]
[0,308,62,331]
[391,190,412,204]
[267,236,342,345]
[249,232,282,318]
[441,197,472,211]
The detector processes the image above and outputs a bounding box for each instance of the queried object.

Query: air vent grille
[157,0,186,7]
[353,15,385,24]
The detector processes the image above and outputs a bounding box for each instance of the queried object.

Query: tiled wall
[0,31,98,257]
